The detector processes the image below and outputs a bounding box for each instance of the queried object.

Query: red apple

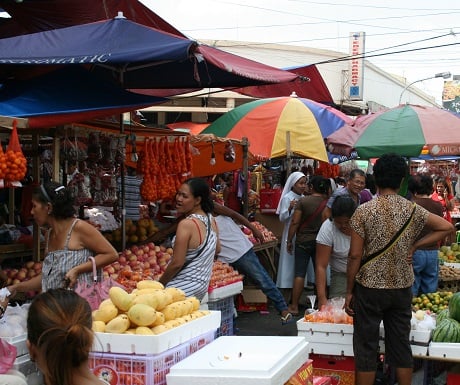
[25,261,35,269]
[118,256,127,264]
[160,245,166,252]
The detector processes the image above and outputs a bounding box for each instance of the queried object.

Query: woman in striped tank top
[160,178,220,301]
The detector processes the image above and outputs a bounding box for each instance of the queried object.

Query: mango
[93,303,118,323]
[109,286,133,312]
[137,280,164,290]
[92,320,106,333]
[105,314,130,334]
[128,303,157,327]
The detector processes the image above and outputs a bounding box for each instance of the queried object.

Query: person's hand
[6,285,17,298]
[0,295,8,309]
[344,293,354,316]
[64,267,79,288]
[252,228,264,244]
[407,246,415,264]
[317,296,328,311]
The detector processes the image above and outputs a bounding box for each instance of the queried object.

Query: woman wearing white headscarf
[276,171,307,298]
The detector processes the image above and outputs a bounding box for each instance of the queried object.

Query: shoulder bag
[297,198,328,233]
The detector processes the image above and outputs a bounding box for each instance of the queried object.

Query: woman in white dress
[276,171,307,300]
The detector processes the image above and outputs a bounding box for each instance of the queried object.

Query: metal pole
[242,137,249,218]
[286,131,292,177]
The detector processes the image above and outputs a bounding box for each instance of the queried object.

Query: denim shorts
[294,240,316,278]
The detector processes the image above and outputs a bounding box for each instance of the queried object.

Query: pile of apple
[104,242,172,292]
[3,260,42,286]
[209,261,243,291]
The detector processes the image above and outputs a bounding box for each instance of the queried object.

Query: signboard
[348,32,365,101]
[443,79,460,114]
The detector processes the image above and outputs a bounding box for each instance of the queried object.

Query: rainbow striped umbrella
[326,104,460,158]
[201,96,352,161]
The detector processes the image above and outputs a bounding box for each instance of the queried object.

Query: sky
[142,0,460,102]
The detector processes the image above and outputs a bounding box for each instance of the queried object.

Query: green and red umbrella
[201,96,352,162]
[326,104,460,159]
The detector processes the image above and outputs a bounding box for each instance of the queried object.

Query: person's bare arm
[315,243,332,310]
[65,220,119,287]
[214,203,264,243]
[344,230,364,316]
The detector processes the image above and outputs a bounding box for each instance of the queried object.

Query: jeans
[412,249,439,296]
[232,248,288,313]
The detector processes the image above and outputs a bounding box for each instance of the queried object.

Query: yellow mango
[131,293,160,309]
[93,304,118,323]
[156,290,173,310]
[162,303,179,321]
[109,287,133,312]
[151,324,169,335]
[98,298,115,309]
[105,314,130,334]
[151,311,165,326]
[127,303,157,327]
[135,326,155,335]
[136,280,164,290]
[165,287,186,302]
[188,296,201,311]
[92,320,106,333]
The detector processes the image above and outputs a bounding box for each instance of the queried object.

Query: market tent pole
[32,133,41,261]
[242,137,249,217]
[286,131,292,177]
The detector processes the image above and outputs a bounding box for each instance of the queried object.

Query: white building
[141,41,441,125]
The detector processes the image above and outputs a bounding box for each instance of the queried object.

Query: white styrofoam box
[296,319,353,345]
[379,340,428,357]
[167,336,309,385]
[208,281,243,301]
[5,334,28,357]
[379,325,431,344]
[307,341,354,356]
[92,310,220,355]
[429,342,460,359]
[443,262,460,268]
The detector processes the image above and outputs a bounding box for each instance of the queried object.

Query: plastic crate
[207,296,235,337]
[187,330,215,355]
[207,296,234,320]
[216,313,234,337]
[89,342,188,385]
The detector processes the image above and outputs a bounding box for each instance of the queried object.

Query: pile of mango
[412,291,453,314]
[92,280,209,335]
[438,243,460,263]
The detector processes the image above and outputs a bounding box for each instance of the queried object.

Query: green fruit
[432,318,460,343]
[449,292,460,322]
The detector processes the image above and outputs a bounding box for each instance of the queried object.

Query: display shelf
[253,240,278,280]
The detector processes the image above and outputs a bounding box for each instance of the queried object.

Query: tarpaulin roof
[231,65,334,105]
[0,1,298,90]
[0,66,164,129]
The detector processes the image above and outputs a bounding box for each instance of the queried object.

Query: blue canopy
[0,66,164,128]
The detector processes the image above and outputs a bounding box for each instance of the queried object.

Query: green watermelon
[436,308,451,325]
[432,318,460,343]
[448,292,460,322]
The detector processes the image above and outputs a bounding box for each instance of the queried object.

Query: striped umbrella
[201,96,352,161]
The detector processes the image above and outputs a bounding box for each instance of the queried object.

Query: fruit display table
[253,240,278,280]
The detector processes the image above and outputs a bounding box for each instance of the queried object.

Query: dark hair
[408,174,434,196]
[27,289,93,385]
[33,181,76,219]
[348,169,366,180]
[373,154,407,189]
[365,173,377,195]
[331,195,357,219]
[309,175,329,195]
[183,177,214,213]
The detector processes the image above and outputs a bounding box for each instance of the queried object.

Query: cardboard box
[284,359,313,385]
[236,288,268,312]
[311,354,355,385]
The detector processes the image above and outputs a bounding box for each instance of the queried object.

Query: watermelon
[448,292,460,322]
[432,318,460,343]
[436,308,450,325]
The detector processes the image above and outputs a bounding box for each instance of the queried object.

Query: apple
[105,265,115,275]
[33,262,42,272]
[125,249,132,256]
[128,254,137,262]
[25,260,35,269]
[241,226,252,235]
[143,261,150,269]
[166,248,174,255]
[143,246,150,254]
[160,245,166,252]
[118,256,127,264]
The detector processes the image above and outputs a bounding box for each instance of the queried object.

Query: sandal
[281,312,295,325]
